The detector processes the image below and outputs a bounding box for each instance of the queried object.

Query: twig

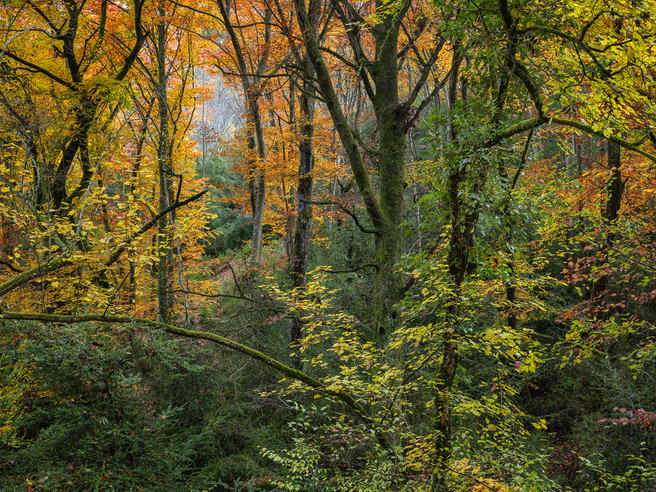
[171,287,261,303]
[0,260,23,273]
[301,199,376,234]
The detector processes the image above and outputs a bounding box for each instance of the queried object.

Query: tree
[292,0,455,341]
[3,0,656,489]
[0,0,146,221]
[209,0,278,265]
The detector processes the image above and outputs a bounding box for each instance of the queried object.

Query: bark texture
[289,55,316,349]
[292,0,442,343]
[156,17,173,323]
[592,140,623,312]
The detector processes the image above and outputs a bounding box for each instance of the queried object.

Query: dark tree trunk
[293,0,421,344]
[289,51,316,351]
[592,140,623,312]
[156,16,173,323]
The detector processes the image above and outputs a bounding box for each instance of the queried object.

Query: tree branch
[0,257,66,297]
[301,199,376,234]
[550,116,656,163]
[319,263,378,273]
[0,310,388,448]
[293,0,387,233]
[114,0,147,81]
[484,114,656,163]
[0,192,208,298]
[105,190,208,267]
[3,51,73,87]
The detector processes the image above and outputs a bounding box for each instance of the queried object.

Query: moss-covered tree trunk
[591,140,623,314]
[289,49,316,350]
[432,49,482,490]
[369,13,407,342]
[293,0,424,343]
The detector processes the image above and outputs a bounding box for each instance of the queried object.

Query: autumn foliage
[1,0,656,490]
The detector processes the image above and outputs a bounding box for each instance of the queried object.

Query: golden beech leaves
[0,0,212,318]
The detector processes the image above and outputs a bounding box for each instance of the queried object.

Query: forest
[0,0,655,490]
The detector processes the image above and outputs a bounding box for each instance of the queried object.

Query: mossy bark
[289,51,316,351]
[294,0,409,343]
[371,13,407,341]
[591,140,623,314]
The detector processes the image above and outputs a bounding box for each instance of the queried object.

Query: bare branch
[301,198,377,234]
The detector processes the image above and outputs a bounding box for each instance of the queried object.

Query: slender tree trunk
[289,55,316,352]
[156,16,173,322]
[128,105,150,307]
[408,128,423,252]
[247,95,267,265]
[498,130,532,332]
[504,207,518,331]
[432,172,465,492]
[214,0,271,266]
[433,54,469,491]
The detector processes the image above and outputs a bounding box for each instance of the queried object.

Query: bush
[0,319,289,490]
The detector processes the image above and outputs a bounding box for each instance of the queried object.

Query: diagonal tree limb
[484,115,656,163]
[0,257,66,297]
[0,191,208,297]
[3,51,73,88]
[301,199,376,234]
[0,309,389,449]
[0,260,23,274]
[105,190,208,267]
[294,0,386,234]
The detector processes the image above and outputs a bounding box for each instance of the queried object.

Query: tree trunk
[293,0,408,343]
[247,95,267,265]
[592,140,623,312]
[127,101,150,308]
[433,54,474,491]
[293,0,451,348]
[289,51,316,351]
[214,1,271,266]
[368,8,408,342]
[156,16,173,323]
